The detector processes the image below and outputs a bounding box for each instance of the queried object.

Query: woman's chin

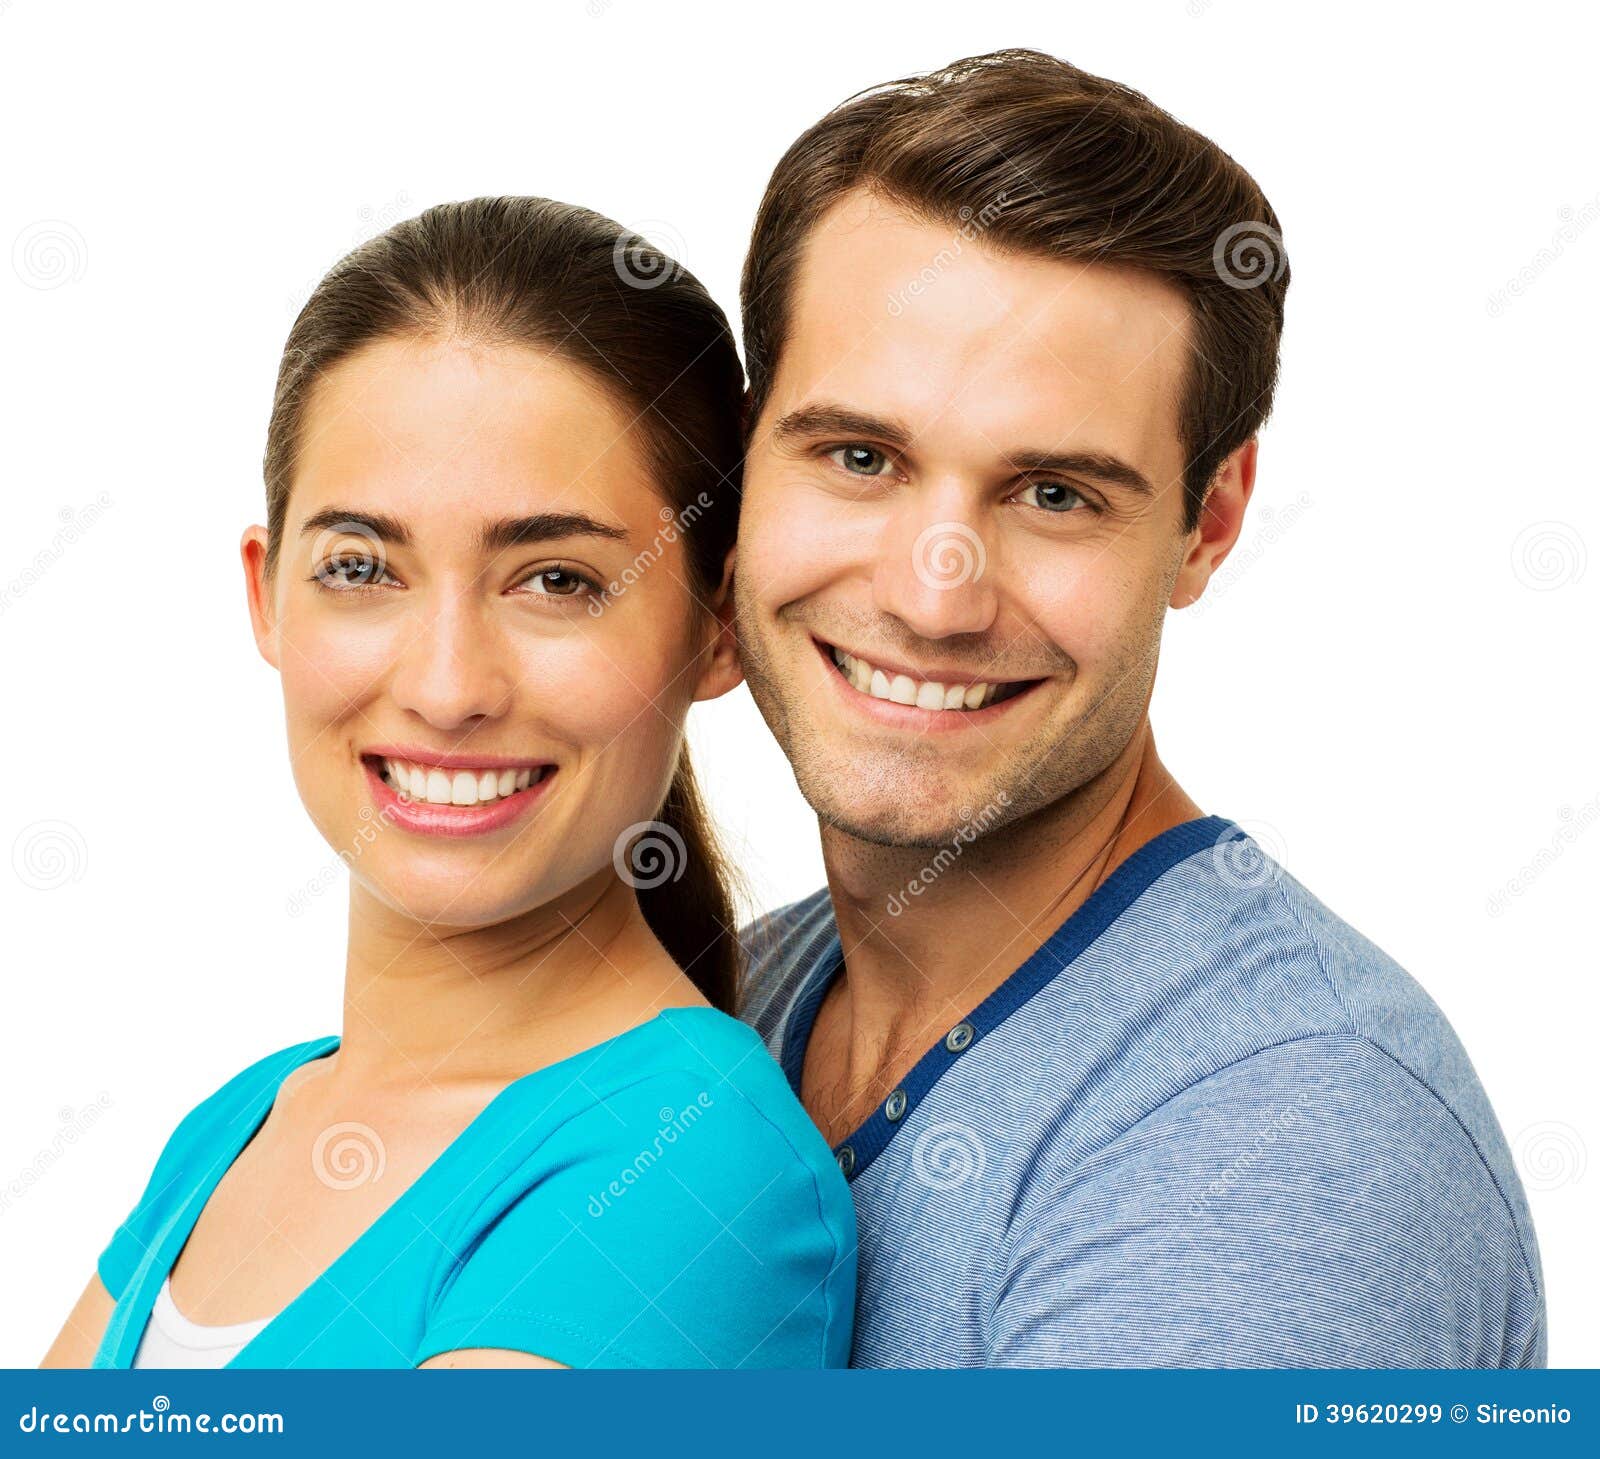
[352,864,556,931]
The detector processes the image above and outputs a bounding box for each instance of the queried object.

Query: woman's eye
[827,444,894,477]
[521,567,595,598]
[313,553,389,589]
[1016,480,1088,513]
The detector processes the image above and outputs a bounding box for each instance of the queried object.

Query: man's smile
[812,636,1045,725]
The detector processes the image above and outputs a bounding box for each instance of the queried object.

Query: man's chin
[800,787,1007,853]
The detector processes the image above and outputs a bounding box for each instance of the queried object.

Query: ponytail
[629,752,744,1012]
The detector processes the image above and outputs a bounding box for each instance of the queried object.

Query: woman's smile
[361,747,557,838]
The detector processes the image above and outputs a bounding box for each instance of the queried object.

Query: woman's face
[242,334,738,928]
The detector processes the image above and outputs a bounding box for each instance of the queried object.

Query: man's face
[736,189,1208,848]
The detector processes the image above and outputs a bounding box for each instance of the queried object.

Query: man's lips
[813,637,1044,720]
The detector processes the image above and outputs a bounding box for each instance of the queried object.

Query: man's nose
[388,594,515,731]
[872,491,999,639]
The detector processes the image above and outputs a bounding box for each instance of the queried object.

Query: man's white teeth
[832,648,1011,712]
[379,758,541,805]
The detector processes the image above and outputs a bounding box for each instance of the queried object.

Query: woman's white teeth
[832,648,1011,711]
[380,758,539,804]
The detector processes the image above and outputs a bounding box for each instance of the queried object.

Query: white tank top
[130,1276,277,1368]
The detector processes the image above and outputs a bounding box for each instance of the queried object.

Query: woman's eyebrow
[297,508,631,551]
[476,512,631,552]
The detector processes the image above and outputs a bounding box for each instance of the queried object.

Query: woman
[41,197,855,1369]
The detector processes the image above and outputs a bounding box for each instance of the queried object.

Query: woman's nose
[387,594,516,730]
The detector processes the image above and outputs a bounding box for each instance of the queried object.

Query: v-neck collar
[96,1006,719,1368]
[778,815,1243,1183]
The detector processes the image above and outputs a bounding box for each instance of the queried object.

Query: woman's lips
[361,756,555,838]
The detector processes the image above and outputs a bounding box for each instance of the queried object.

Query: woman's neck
[331,870,691,1089]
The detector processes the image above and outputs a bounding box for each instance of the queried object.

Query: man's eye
[521,567,595,598]
[313,553,389,589]
[1016,480,1088,513]
[827,444,894,477]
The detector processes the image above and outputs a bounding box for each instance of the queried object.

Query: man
[732,50,1545,1367]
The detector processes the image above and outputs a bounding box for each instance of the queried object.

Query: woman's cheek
[545,629,691,789]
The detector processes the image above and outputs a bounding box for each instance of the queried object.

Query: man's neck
[800,719,1202,1143]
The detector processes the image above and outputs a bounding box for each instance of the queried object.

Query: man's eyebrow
[768,403,915,452]
[1007,449,1157,497]
[297,508,630,552]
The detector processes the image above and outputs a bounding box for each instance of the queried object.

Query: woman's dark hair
[263,196,746,1010]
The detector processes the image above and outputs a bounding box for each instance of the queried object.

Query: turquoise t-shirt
[92,1006,855,1368]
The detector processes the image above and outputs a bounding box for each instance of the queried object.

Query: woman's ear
[692,544,743,703]
[241,525,281,670]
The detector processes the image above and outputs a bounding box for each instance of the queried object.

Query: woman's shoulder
[139,1034,336,1169]
[556,1005,841,1184]
[421,1006,857,1368]
[97,1034,336,1302]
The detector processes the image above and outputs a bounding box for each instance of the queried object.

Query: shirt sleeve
[988,1034,1544,1368]
[416,1069,852,1369]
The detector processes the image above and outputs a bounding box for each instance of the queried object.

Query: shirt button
[836,1144,856,1177]
[945,1020,975,1052]
[884,1089,907,1122]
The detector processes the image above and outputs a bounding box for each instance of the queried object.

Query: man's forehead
[774,188,1191,456]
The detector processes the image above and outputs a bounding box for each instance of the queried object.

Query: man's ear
[692,544,743,703]
[241,525,281,670]
[1170,438,1258,610]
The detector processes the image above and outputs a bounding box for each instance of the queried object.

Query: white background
[2,0,1595,1367]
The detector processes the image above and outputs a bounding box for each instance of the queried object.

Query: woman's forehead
[292,335,663,536]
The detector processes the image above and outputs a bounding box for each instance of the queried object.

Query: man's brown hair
[740,49,1290,531]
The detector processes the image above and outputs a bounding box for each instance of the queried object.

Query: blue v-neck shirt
[93,1007,855,1368]
[740,816,1546,1368]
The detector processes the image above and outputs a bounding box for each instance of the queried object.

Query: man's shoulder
[997,1029,1545,1366]
[737,888,837,1048]
[1003,838,1546,1361]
